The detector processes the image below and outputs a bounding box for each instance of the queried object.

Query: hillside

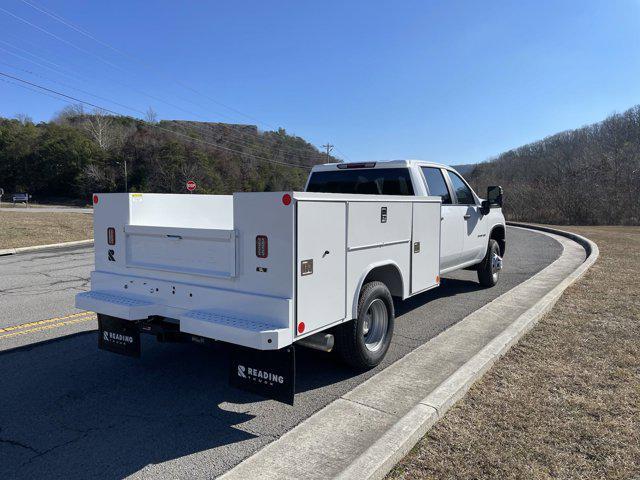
[451,163,477,176]
[467,105,640,225]
[0,109,335,202]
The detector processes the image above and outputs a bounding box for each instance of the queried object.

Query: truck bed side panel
[296,201,347,336]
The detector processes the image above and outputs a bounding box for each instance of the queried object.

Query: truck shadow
[0,333,267,479]
[0,331,380,479]
[396,276,481,317]
[0,275,482,479]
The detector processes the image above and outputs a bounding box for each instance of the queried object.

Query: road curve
[0,227,562,479]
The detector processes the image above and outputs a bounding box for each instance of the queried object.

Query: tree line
[0,106,334,203]
[466,105,640,225]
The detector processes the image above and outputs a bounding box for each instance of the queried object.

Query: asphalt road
[0,227,565,479]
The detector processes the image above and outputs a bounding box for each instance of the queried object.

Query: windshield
[306,168,414,195]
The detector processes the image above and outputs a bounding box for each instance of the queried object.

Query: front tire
[336,281,394,369]
[477,238,502,287]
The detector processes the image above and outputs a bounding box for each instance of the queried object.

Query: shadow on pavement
[0,275,494,479]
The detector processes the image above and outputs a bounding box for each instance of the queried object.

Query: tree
[84,109,116,150]
[145,107,158,124]
[14,113,33,125]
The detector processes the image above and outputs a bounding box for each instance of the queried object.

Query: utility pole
[116,159,128,192]
[123,158,128,192]
[321,143,334,162]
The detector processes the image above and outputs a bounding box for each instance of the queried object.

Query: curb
[336,223,599,479]
[221,224,598,480]
[0,239,94,256]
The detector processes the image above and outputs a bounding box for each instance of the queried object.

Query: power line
[0,76,70,104]
[0,42,325,162]
[1,6,266,131]
[0,39,323,160]
[0,71,311,170]
[333,146,351,162]
[0,56,148,116]
[10,0,350,160]
[16,0,278,130]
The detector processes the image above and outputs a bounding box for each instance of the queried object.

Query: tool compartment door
[296,201,346,335]
[411,201,441,294]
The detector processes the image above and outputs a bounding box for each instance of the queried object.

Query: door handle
[463,214,471,220]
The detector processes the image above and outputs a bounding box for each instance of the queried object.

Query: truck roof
[310,159,456,172]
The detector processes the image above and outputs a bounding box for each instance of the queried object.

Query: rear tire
[477,239,502,287]
[336,281,394,369]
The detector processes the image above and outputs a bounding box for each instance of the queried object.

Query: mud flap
[229,345,296,405]
[98,314,141,358]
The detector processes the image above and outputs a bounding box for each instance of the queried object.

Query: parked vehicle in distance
[76,160,505,404]
[11,193,30,206]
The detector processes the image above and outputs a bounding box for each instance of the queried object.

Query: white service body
[77,191,441,350]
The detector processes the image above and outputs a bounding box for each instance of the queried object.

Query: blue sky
[1,0,639,164]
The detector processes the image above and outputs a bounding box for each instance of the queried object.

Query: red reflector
[282,193,292,206]
[107,227,116,245]
[297,322,305,334]
[256,235,268,258]
[93,194,99,204]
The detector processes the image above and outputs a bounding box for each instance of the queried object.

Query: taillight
[107,227,116,245]
[256,235,268,258]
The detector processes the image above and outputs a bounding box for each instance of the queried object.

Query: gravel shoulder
[388,226,640,480]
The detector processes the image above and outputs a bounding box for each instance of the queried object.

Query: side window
[421,167,452,204]
[448,172,476,205]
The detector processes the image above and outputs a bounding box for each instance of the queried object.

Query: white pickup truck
[76,160,504,404]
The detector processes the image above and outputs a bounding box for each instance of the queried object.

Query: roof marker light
[282,193,292,206]
[93,194,99,204]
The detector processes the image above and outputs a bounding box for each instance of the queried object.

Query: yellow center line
[0,311,93,333]
[0,314,96,340]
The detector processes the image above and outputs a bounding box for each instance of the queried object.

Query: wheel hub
[492,253,503,272]
[362,299,388,352]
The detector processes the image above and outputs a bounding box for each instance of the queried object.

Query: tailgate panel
[125,225,236,278]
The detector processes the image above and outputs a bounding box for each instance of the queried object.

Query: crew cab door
[445,170,487,263]
[420,167,461,270]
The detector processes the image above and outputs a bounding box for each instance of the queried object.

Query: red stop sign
[186,180,196,192]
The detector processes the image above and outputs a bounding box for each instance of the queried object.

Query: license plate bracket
[98,314,141,358]
[229,345,295,405]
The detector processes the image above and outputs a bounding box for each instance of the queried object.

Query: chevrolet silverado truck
[76,160,504,404]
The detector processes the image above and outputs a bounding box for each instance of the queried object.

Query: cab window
[306,168,414,195]
[421,167,452,204]
[448,171,476,205]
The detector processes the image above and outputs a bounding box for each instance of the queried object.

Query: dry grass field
[389,226,639,480]
[0,212,93,249]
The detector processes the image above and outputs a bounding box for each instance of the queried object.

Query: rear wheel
[477,239,502,287]
[336,281,394,369]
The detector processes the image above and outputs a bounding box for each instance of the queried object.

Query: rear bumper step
[76,290,292,350]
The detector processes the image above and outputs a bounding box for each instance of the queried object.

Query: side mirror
[487,186,503,207]
[480,200,491,215]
